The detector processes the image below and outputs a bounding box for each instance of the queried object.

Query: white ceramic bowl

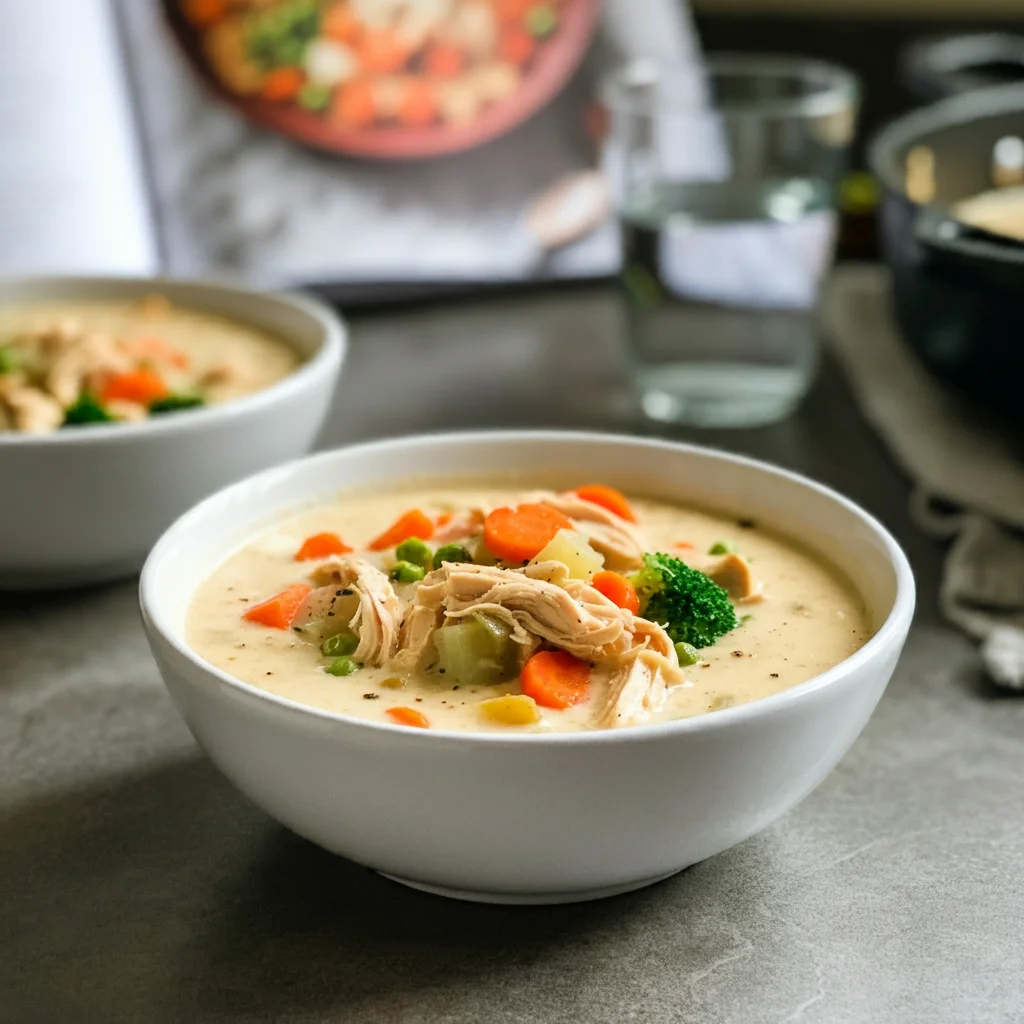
[140,432,915,904]
[0,276,345,588]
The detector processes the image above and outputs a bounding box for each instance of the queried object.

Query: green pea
[434,543,473,566]
[675,641,701,666]
[389,560,426,584]
[321,631,359,657]
[325,655,361,677]
[525,3,558,36]
[395,537,433,570]
[708,541,735,555]
[297,83,331,112]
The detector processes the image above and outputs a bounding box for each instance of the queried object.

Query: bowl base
[378,867,684,905]
[0,555,141,591]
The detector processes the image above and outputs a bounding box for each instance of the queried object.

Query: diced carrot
[495,0,533,22]
[425,44,464,78]
[520,650,590,709]
[101,369,170,406]
[261,67,304,102]
[435,512,454,529]
[398,79,438,126]
[369,509,435,551]
[483,503,573,563]
[499,28,535,65]
[358,30,409,74]
[332,79,377,126]
[673,540,695,550]
[591,571,640,615]
[182,0,228,27]
[386,706,430,728]
[574,484,637,523]
[242,583,312,630]
[323,3,362,45]
[125,336,189,369]
[294,532,353,561]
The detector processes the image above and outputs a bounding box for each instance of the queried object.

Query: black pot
[868,84,1024,424]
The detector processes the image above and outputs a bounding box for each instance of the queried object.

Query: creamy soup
[188,482,870,734]
[954,185,1024,242]
[0,296,299,434]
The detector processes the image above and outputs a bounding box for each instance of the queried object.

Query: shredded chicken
[529,491,647,571]
[594,618,685,729]
[310,557,402,666]
[706,552,763,603]
[0,377,63,433]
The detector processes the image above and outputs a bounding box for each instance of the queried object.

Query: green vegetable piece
[389,560,426,584]
[321,631,359,657]
[434,616,515,686]
[525,3,558,35]
[630,552,738,649]
[149,393,204,415]
[298,83,332,112]
[674,641,701,666]
[620,263,663,310]
[434,543,472,566]
[708,541,735,555]
[325,655,361,677]
[395,537,433,570]
[0,345,18,374]
[63,393,113,426]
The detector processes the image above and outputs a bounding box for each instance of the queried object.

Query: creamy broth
[188,483,870,733]
[0,298,299,433]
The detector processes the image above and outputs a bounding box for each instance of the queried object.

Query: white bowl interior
[146,432,906,652]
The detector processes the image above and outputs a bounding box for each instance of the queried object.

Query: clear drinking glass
[602,56,860,428]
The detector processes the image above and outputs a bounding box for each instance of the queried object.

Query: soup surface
[954,185,1024,242]
[189,482,870,733]
[0,296,299,434]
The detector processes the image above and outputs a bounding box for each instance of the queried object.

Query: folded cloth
[824,264,1024,689]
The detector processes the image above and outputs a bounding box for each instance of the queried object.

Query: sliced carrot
[101,369,170,406]
[673,540,695,550]
[242,583,312,630]
[358,30,409,74]
[592,571,640,615]
[261,67,304,102]
[398,78,438,126]
[369,509,435,551]
[495,0,533,22]
[332,79,377,126]
[386,706,430,728]
[574,484,637,523]
[294,532,353,561]
[499,29,535,65]
[483,503,573,563]
[425,44,464,78]
[435,512,454,529]
[520,650,591,709]
[323,3,362,45]
[125,336,189,369]
[182,0,228,27]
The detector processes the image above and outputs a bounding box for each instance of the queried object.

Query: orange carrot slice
[499,29,534,65]
[483,503,573,563]
[398,79,438,126]
[425,44,464,78]
[369,509,435,551]
[386,706,430,728]
[574,484,637,523]
[182,0,228,27]
[592,571,640,615]
[323,4,362,45]
[332,79,377,126]
[261,67,304,102]
[294,532,353,561]
[358,30,409,74]
[101,369,170,406]
[520,650,591,709]
[242,583,312,630]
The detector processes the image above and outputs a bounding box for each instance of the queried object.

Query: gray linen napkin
[823,264,1024,688]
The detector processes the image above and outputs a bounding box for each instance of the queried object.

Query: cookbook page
[116,0,702,290]
[0,1,156,276]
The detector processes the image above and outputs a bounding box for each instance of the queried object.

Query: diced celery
[433,616,515,686]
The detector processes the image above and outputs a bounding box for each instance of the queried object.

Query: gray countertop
[3,286,1022,1024]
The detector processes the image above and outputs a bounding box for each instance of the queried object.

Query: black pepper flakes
[737,518,757,529]
[266,671,273,676]
[362,693,379,700]
[731,651,744,658]
[770,673,779,678]
[414,697,423,702]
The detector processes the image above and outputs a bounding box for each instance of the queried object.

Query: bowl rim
[0,275,346,448]
[140,429,916,746]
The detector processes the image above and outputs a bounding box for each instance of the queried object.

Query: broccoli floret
[631,552,738,649]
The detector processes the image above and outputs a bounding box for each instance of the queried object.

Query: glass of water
[602,56,860,428]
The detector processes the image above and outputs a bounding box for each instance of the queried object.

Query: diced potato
[434,617,515,686]
[531,529,604,580]
[479,694,541,726]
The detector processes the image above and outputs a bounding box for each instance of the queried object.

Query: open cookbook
[0,0,702,300]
